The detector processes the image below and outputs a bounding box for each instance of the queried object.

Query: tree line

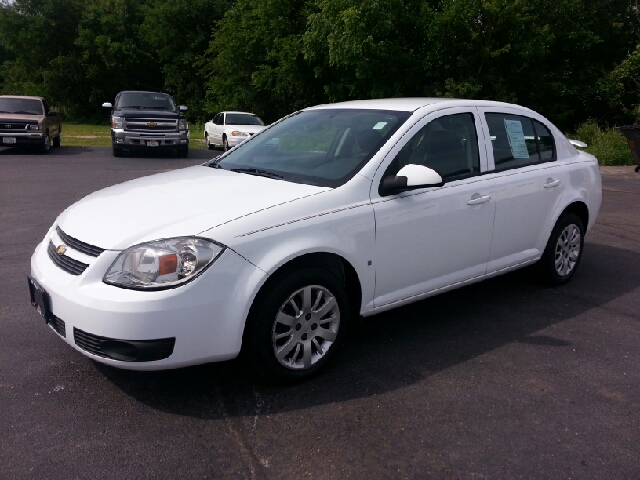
[0,0,638,130]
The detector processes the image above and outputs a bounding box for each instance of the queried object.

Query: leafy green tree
[140,0,230,121]
[203,0,325,123]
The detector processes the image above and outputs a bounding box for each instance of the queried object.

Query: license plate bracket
[146,140,159,147]
[28,276,52,321]
[3,137,16,144]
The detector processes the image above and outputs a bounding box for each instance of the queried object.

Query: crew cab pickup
[0,95,61,153]
[102,91,190,157]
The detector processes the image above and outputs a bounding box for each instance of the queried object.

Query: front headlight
[231,131,248,137]
[111,116,124,128]
[29,124,39,130]
[178,118,188,130]
[103,237,225,290]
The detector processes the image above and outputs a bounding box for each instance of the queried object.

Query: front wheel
[538,212,584,285]
[177,145,189,157]
[205,133,214,150]
[112,144,123,157]
[243,267,349,382]
[39,132,51,154]
[223,136,229,151]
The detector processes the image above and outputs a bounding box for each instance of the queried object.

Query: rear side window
[485,113,556,170]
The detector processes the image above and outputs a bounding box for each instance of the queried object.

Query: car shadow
[95,242,639,419]
[0,146,94,156]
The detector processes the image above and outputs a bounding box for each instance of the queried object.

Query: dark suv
[102,91,189,157]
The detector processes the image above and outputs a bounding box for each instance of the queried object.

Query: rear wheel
[538,213,584,285]
[53,127,61,148]
[205,133,214,150]
[243,267,349,382]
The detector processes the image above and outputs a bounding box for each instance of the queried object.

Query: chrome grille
[0,122,34,132]
[47,241,88,275]
[56,226,105,257]
[125,118,178,132]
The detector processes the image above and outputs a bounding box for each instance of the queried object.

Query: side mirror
[179,105,188,112]
[47,111,58,117]
[569,139,587,148]
[380,164,444,196]
[102,102,113,109]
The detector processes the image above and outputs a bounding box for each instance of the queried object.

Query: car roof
[0,95,44,101]
[221,111,258,115]
[117,91,172,96]
[306,97,529,113]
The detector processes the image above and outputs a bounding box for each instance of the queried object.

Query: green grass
[569,121,635,166]
[61,123,207,149]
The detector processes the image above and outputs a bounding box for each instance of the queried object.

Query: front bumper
[111,128,190,149]
[30,227,261,370]
[1,132,45,146]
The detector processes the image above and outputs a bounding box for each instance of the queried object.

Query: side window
[533,119,555,161]
[213,113,222,125]
[485,113,556,170]
[386,112,480,182]
[42,100,49,114]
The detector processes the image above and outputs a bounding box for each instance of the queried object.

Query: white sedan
[204,111,266,150]
[29,98,601,381]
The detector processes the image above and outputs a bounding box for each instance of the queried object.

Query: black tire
[243,266,350,382]
[40,132,51,154]
[206,134,214,150]
[538,212,585,285]
[177,145,189,157]
[223,136,229,151]
[112,144,123,157]
[53,129,61,148]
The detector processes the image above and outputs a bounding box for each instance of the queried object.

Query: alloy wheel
[554,224,581,276]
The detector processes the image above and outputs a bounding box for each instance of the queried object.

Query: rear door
[477,108,567,273]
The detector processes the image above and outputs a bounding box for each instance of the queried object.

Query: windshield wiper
[231,168,283,180]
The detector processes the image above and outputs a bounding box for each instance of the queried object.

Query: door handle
[467,195,491,205]
[544,179,561,188]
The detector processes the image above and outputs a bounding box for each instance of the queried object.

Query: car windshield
[210,109,411,188]
[0,98,43,115]
[225,113,264,125]
[116,93,176,110]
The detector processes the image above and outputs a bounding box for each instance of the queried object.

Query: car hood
[0,114,42,122]
[115,108,181,119]
[57,166,328,250]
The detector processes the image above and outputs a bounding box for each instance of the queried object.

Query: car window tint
[388,112,480,181]
[533,119,555,161]
[225,113,265,126]
[485,113,557,169]
[214,113,221,124]
[215,109,410,188]
[0,98,43,115]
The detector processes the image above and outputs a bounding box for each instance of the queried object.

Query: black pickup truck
[102,91,189,157]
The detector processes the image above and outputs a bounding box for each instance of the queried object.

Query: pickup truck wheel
[112,144,123,157]
[53,131,61,148]
[40,133,51,154]
[205,133,214,150]
[177,145,189,157]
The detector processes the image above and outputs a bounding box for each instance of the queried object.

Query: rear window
[225,113,264,126]
[485,113,556,170]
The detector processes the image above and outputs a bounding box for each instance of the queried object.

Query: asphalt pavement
[1,146,639,479]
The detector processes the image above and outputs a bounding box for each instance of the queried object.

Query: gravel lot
[1,146,639,479]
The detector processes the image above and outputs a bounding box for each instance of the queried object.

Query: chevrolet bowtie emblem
[56,245,67,255]
[147,122,157,127]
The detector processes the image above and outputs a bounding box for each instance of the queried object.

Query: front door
[371,109,496,308]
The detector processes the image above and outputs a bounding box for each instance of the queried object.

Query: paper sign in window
[503,119,530,159]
